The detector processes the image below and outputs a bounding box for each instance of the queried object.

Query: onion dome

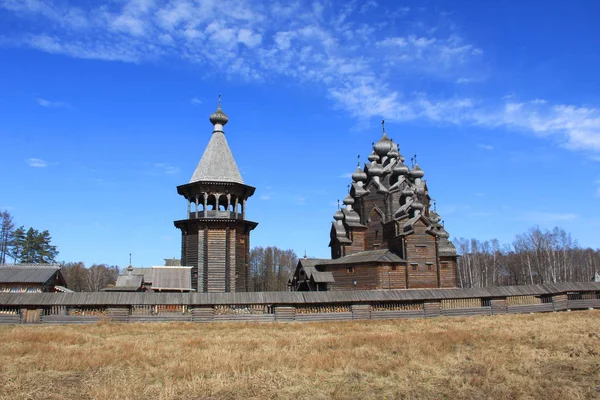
[412,199,424,210]
[343,194,355,206]
[387,143,400,159]
[352,165,367,182]
[429,211,441,223]
[374,132,394,157]
[209,103,229,127]
[333,209,344,221]
[368,150,380,162]
[367,161,383,176]
[409,164,425,179]
[437,227,450,239]
[402,186,414,197]
[393,161,409,176]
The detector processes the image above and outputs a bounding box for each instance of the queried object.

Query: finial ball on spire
[210,94,229,127]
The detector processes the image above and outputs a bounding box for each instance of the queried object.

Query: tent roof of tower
[190,130,244,184]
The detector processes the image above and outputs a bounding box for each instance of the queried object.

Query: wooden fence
[0,282,598,325]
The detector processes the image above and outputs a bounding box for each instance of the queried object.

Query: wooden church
[174,101,257,292]
[291,122,458,291]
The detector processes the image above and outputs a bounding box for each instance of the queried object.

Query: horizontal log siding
[439,257,457,288]
[351,304,371,320]
[0,286,598,325]
[344,230,366,256]
[568,299,600,309]
[490,299,507,315]
[406,222,438,288]
[552,294,568,311]
[185,232,199,288]
[207,229,227,292]
[377,265,406,289]
[328,264,379,291]
[235,229,248,292]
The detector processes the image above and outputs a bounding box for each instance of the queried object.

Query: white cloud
[154,163,179,174]
[520,212,578,223]
[339,172,353,178]
[237,28,262,47]
[477,144,494,150]
[26,158,47,167]
[2,1,599,156]
[260,195,271,200]
[190,97,202,104]
[36,97,69,108]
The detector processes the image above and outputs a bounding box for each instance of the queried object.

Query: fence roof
[0,282,598,306]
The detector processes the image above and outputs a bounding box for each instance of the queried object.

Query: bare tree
[248,246,298,291]
[87,264,119,292]
[456,225,598,288]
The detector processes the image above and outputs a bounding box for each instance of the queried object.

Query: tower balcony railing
[189,210,241,219]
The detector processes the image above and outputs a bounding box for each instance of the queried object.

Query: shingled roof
[151,266,193,291]
[318,249,405,266]
[302,266,335,283]
[0,264,62,283]
[189,131,243,184]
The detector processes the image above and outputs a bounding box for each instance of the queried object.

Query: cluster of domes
[332,121,454,245]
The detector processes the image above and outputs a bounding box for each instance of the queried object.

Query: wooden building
[102,264,145,292]
[291,122,458,291]
[0,264,69,293]
[174,101,257,292]
[104,262,193,293]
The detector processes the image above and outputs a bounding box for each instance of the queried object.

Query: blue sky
[1,0,599,268]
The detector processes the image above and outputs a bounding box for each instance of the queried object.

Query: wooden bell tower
[174,100,258,292]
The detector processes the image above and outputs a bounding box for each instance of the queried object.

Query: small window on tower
[411,263,418,271]
[375,230,379,238]
[240,237,245,244]
[391,266,397,271]
[441,262,449,270]
[415,245,427,254]
[347,267,355,274]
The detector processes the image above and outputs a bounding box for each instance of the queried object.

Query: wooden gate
[23,308,41,324]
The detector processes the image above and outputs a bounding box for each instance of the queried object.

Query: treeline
[0,210,58,264]
[248,246,298,291]
[456,226,599,288]
[60,262,120,292]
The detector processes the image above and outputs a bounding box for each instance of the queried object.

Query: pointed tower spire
[190,97,243,184]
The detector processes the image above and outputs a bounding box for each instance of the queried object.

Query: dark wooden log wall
[376,265,406,289]
[207,229,227,292]
[343,230,367,256]
[235,229,248,292]
[365,207,385,250]
[328,264,380,290]
[439,256,456,288]
[405,220,438,288]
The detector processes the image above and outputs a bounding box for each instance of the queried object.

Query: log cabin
[0,264,70,293]
[291,121,458,291]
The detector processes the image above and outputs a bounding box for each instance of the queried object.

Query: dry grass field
[0,311,598,400]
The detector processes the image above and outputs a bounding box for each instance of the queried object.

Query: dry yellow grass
[0,311,599,399]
